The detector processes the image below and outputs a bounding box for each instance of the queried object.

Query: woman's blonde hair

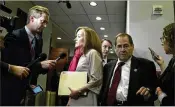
[27,5,50,24]
[75,26,102,57]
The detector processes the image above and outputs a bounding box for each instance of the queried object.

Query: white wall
[126,0,174,70]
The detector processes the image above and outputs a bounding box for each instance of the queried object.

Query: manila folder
[58,71,87,96]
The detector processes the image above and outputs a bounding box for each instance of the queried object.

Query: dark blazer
[0,61,9,75]
[1,27,45,105]
[99,56,157,106]
[158,57,175,106]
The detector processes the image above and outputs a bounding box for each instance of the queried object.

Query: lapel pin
[134,69,138,72]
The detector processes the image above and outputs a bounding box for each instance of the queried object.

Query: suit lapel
[106,60,117,89]
[20,27,32,59]
[127,56,140,99]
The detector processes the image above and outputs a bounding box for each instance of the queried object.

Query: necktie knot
[118,62,125,67]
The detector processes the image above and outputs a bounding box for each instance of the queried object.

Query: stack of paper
[58,71,87,96]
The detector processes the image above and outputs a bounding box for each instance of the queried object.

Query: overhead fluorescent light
[100,27,105,30]
[89,2,97,6]
[104,35,108,37]
[57,37,61,40]
[110,51,114,54]
[96,16,101,20]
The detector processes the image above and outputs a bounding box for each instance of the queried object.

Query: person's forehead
[102,40,111,46]
[116,36,130,44]
[40,13,49,20]
[77,29,85,35]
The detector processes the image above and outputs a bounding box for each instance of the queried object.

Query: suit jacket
[158,57,175,106]
[1,27,45,105]
[0,61,9,75]
[99,56,157,106]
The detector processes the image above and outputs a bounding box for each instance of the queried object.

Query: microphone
[26,53,47,68]
[55,53,67,61]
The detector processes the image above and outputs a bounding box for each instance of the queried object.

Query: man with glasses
[99,33,157,106]
[101,39,112,66]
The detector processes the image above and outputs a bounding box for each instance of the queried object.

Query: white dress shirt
[25,26,39,43]
[110,57,132,101]
[103,57,107,66]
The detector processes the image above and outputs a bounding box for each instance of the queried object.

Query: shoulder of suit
[136,57,154,64]
[12,27,26,37]
[105,59,117,66]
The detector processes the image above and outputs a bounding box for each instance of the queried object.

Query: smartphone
[31,85,43,94]
[148,47,160,60]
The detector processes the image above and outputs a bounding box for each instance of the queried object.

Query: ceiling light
[57,37,61,40]
[110,51,114,53]
[104,35,108,37]
[89,2,97,6]
[96,16,101,20]
[100,27,105,30]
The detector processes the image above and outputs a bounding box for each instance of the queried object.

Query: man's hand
[156,87,163,96]
[136,86,151,98]
[9,64,30,79]
[40,60,56,70]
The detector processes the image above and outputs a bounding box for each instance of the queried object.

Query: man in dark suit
[1,35,30,79]
[101,39,113,66]
[99,33,157,106]
[1,5,56,105]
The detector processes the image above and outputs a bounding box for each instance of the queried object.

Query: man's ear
[30,16,35,23]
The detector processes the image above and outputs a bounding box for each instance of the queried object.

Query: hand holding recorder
[148,47,164,66]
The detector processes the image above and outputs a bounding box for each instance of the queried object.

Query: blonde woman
[67,26,103,106]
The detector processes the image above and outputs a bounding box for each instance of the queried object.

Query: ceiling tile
[58,23,76,37]
[33,1,66,16]
[51,16,72,24]
[110,23,125,29]
[88,15,109,23]
[58,1,86,15]
[74,23,94,29]
[69,15,90,23]
[81,1,107,14]
[93,23,110,32]
[106,1,126,14]
[108,15,125,23]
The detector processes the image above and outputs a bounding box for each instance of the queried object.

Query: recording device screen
[32,85,43,94]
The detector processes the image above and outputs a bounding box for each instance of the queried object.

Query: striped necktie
[31,37,36,60]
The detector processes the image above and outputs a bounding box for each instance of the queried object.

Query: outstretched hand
[9,64,30,79]
[40,60,56,70]
[136,86,151,98]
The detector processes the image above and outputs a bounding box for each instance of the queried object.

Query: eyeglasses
[160,37,164,43]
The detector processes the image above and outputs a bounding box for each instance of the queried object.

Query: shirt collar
[117,56,132,67]
[103,57,107,63]
[25,26,39,42]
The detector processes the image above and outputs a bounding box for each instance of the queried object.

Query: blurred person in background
[101,39,112,66]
